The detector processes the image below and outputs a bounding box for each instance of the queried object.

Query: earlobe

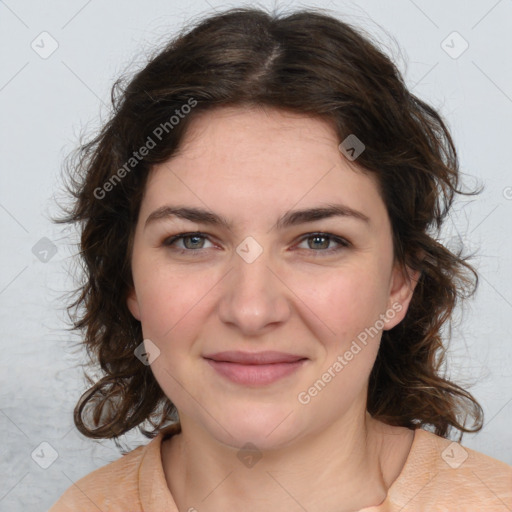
[384,263,421,330]
[126,288,141,321]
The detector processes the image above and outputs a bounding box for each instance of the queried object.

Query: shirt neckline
[139,423,181,511]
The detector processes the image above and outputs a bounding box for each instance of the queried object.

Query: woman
[50,7,512,511]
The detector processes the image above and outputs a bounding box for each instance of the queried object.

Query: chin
[203,403,307,452]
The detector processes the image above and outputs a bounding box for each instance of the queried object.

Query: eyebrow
[144,203,370,231]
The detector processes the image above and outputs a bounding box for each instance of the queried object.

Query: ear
[383,262,421,331]
[126,287,141,321]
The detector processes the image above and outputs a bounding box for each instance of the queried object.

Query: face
[127,106,417,450]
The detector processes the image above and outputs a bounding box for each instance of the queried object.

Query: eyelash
[162,232,351,257]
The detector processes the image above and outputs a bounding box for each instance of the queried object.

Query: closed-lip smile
[203,350,308,386]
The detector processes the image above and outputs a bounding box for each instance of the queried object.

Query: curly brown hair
[57,6,483,442]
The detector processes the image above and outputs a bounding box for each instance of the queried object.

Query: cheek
[301,261,391,344]
[134,267,212,403]
[134,260,212,341]
[294,265,389,404]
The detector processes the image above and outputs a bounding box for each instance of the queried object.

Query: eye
[162,232,215,255]
[295,233,350,255]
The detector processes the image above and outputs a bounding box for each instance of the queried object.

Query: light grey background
[1,0,511,510]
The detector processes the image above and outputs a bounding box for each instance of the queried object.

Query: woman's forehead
[145,106,376,197]
[175,105,341,157]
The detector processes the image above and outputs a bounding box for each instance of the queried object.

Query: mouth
[203,351,308,386]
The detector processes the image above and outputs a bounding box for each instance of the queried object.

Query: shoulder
[388,428,512,510]
[48,437,154,512]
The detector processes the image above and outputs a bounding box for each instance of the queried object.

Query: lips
[204,350,306,364]
[203,351,308,386]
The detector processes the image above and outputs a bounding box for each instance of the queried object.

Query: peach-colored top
[49,424,512,511]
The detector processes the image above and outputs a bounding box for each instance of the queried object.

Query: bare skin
[162,412,415,511]
[127,105,419,512]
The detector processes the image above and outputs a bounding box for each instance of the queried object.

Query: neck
[162,407,413,512]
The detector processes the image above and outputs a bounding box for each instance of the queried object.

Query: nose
[217,241,292,336]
